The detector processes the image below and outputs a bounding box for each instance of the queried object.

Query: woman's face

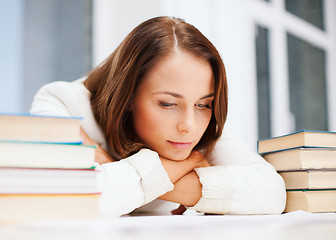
[131,50,214,161]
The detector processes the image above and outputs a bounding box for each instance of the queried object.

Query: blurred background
[0,0,335,149]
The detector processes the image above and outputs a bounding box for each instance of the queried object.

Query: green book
[0,140,96,169]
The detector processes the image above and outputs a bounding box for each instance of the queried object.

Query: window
[22,0,92,111]
[287,33,328,131]
[285,0,324,30]
[256,25,272,139]
[253,0,334,138]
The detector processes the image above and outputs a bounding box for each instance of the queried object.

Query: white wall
[0,0,24,113]
[93,0,164,65]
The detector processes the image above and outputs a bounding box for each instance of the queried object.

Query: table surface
[1,211,336,240]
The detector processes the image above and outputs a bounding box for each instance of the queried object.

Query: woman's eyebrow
[153,91,214,99]
[152,91,183,98]
[200,93,214,99]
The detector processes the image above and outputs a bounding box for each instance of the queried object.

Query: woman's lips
[167,141,192,149]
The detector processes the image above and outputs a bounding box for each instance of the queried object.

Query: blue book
[0,113,83,144]
[258,130,336,154]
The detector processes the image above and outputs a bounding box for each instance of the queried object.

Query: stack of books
[0,113,100,224]
[258,130,336,213]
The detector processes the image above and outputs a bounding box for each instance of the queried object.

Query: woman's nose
[177,108,196,133]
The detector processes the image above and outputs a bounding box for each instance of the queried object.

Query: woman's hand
[159,150,210,184]
[80,128,115,164]
[158,150,210,208]
[185,150,211,168]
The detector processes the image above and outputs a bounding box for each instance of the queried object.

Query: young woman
[30,16,286,217]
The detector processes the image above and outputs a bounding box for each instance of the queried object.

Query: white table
[1,211,336,240]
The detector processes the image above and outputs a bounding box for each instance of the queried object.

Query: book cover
[0,113,83,144]
[0,167,101,194]
[0,140,96,169]
[284,189,336,213]
[262,147,336,171]
[279,170,336,190]
[258,130,336,154]
[0,194,100,224]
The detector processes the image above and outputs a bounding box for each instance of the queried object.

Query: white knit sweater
[30,78,286,217]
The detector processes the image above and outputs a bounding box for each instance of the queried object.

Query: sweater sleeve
[30,81,75,117]
[98,149,174,217]
[30,79,108,149]
[190,131,286,215]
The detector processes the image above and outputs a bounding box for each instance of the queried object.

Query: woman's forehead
[140,51,214,93]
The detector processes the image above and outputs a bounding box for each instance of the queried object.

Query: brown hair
[84,16,228,160]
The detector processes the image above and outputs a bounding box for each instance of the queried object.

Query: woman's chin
[160,150,192,161]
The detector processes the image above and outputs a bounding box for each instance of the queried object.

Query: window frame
[250,0,336,137]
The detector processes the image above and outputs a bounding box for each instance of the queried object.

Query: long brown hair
[84,16,228,160]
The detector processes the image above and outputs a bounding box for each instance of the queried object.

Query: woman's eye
[196,103,212,110]
[159,102,176,108]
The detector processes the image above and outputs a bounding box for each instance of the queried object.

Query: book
[0,140,96,169]
[258,130,336,154]
[284,190,336,213]
[0,167,101,194]
[0,113,83,143]
[279,170,336,190]
[258,130,336,213]
[0,194,100,224]
[262,148,336,171]
[0,113,102,224]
